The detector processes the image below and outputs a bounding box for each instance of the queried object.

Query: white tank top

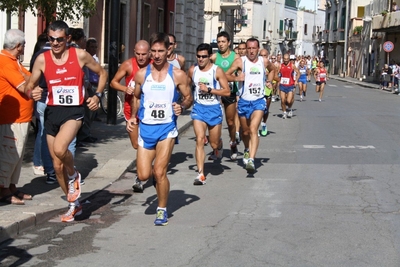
[193,64,221,105]
[238,56,266,101]
[139,64,179,124]
[168,54,181,69]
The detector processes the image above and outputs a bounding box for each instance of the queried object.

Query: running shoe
[154,209,168,226]
[132,176,144,193]
[282,112,287,119]
[46,172,57,185]
[243,150,250,165]
[271,95,276,102]
[300,95,303,102]
[230,141,238,160]
[208,140,223,160]
[67,172,81,202]
[319,98,322,102]
[288,109,293,118]
[260,123,268,137]
[245,159,255,173]
[235,132,241,145]
[61,204,82,222]
[193,173,206,185]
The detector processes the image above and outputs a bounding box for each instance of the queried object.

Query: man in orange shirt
[0,29,34,205]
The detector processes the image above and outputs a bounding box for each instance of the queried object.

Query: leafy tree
[0,0,98,24]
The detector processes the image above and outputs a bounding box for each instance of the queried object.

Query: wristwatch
[94,92,103,99]
[208,87,212,94]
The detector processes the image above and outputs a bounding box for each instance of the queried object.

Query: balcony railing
[372,11,400,30]
[286,31,297,40]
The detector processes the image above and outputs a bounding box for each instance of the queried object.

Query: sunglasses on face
[196,55,208,59]
[271,58,276,60]
[48,36,66,43]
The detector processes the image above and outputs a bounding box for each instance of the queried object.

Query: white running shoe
[288,109,293,118]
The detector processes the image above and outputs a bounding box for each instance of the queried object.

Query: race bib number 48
[52,86,79,105]
[144,101,171,121]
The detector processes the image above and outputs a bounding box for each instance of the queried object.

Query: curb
[0,116,193,244]
[329,76,380,89]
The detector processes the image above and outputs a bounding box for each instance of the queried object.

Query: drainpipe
[343,0,350,76]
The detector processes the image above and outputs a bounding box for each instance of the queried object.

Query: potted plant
[353,25,363,35]
[285,30,290,36]
[381,10,388,16]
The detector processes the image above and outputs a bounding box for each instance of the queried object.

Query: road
[2,79,400,266]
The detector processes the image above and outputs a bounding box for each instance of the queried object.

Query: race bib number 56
[52,86,79,106]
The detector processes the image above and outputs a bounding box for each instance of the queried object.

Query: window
[158,8,164,32]
[333,11,337,30]
[142,4,151,41]
[304,23,308,35]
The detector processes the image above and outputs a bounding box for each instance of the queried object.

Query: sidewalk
[0,110,193,243]
[329,74,380,90]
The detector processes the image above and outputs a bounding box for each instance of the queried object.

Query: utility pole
[343,0,350,76]
[107,0,120,125]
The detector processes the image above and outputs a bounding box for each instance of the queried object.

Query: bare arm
[214,67,231,97]
[225,57,244,82]
[27,54,45,100]
[174,69,193,113]
[178,55,186,71]
[110,59,134,95]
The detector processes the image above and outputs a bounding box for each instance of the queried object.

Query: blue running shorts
[138,122,178,149]
[237,97,266,119]
[191,103,223,127]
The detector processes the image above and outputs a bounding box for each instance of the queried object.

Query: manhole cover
[347,176,373,181]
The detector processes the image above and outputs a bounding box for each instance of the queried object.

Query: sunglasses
[48,36,66,43]
[271,58,276,60]
[196,55,208,59]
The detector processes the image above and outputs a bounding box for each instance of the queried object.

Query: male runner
[314,60,329,101]
[29,20,107,222]
[210,31,240,160]
[271,54,281,102]
[259,49,274,136]
[279,53,299,119]
[188,43,230,185]
[127,32,192,225]
[226,38,275,172]
[167,34,185,70]
[110,40,151,193]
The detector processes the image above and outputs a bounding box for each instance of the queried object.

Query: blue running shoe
[154,209,168,226]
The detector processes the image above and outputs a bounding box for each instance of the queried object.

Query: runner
[314,60,329,101]
[237,42,247,57]
[110,40,151,192]
[28,20,107,222]
[226,38,275,172]
[188,43,230,185]
[298,59,310,102]
[259,49,273,137]
[127,32,192,225]
[279,53,299,119]
[167,33,185,70]
[210,31,240,160]
[270,54,281,102]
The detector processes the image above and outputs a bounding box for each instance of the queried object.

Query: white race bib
[281,77,290,85]
[52,86,79,106]
[144,101,171,121]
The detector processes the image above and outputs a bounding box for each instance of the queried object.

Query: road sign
[383,41,394,52]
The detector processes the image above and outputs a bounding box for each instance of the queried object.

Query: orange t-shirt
[0,49,33,124]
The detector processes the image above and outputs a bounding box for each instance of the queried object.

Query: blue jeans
[36,101,76,175]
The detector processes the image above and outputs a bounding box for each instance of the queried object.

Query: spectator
[0,29,34,204]
[380,64,392,90]
[392,2,398,11]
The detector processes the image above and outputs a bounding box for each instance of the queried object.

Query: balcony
[372,11,400,32]
[312,32,322,43]
[287,31,298,40]
[220,0,241,10]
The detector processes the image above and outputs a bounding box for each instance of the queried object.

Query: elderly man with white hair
[0,29,34,205]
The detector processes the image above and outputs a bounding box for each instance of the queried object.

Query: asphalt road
[2,79,400,267]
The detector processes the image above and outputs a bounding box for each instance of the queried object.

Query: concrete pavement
[0,110,193,244]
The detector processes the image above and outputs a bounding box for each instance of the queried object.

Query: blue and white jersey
[238,56,266,101]
[139,64,180,124]
[299,66,308,80]
[193,64,221,105]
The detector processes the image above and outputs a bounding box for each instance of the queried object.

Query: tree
[0,0,97,24]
